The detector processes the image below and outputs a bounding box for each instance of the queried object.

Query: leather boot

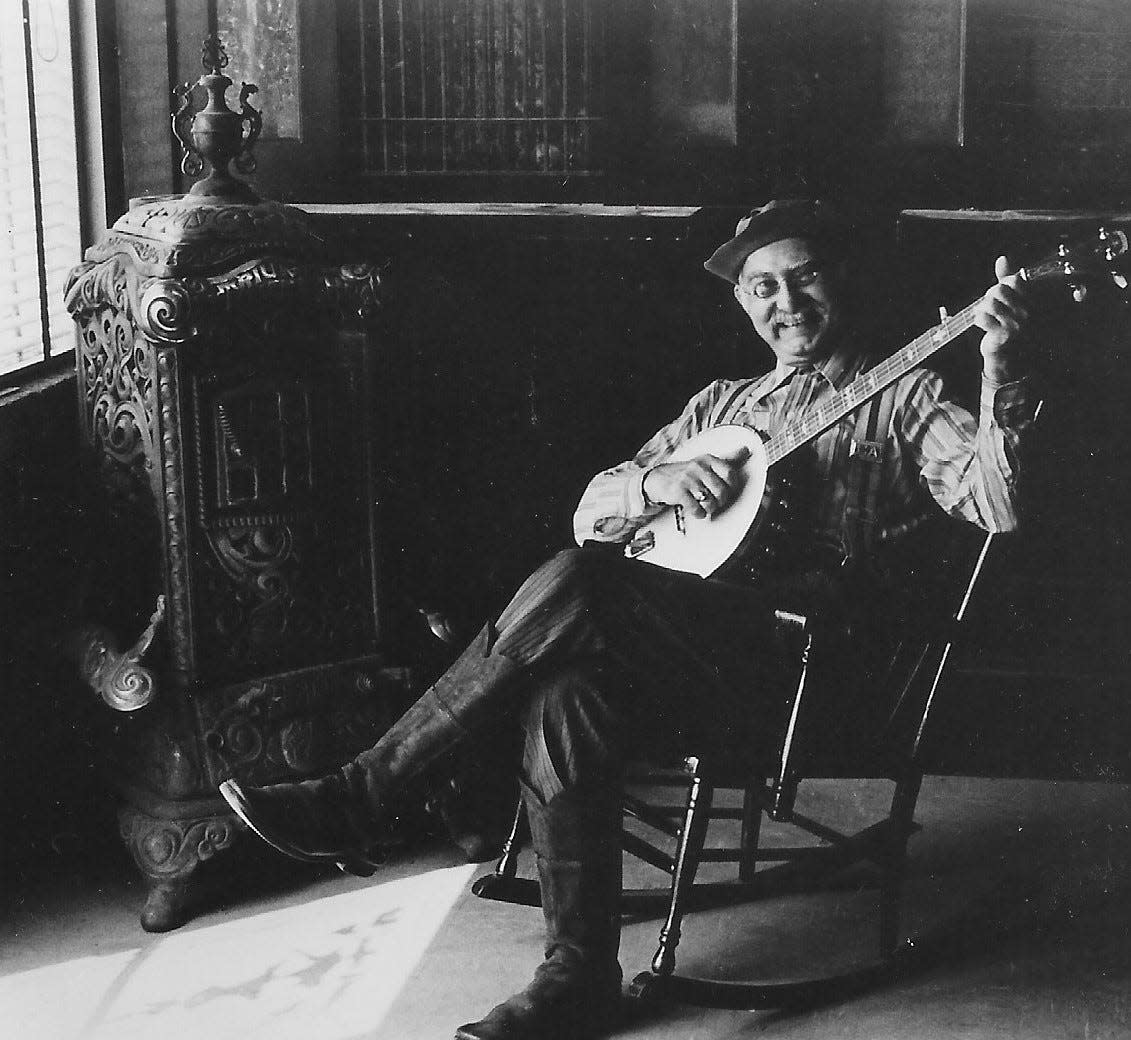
[455,788,623,1040]
[220,625,521,874]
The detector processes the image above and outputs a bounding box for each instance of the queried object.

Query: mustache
[773,309,821,326]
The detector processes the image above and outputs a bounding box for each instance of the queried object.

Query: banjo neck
[764,299,983,467]
[765,242,1086,465]
[764,237,1128,465]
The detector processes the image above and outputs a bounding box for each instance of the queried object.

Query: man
[220,199,1035,1040]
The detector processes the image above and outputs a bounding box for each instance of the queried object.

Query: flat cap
[703,199,848,284]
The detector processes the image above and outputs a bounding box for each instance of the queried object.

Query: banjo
[624,229,1129,578]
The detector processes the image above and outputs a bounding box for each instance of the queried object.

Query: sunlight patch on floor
[3,863,477,1040]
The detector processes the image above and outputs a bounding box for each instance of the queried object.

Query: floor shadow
[617,798,1131,1024]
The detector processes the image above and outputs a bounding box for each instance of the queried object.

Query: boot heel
[336,858,378,878]
[336,844,387,877]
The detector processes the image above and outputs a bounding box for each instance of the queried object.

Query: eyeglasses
[738,263,826,300]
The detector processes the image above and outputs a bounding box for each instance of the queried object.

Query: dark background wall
[4,0,1131,875]
[308,204,1131,786]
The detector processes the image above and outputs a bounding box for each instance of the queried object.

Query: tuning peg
[1101,226,1122,261]
[1113,270,1129,291]
[1100,226,1130,260]
[1072,284,1088,304]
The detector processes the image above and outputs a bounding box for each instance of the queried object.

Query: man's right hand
[642,449,750,519]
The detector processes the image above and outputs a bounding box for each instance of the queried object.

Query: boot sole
[453,986,621,1039]
[453,1007,619,1040]
[218,780,379,877]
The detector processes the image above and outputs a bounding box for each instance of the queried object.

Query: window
[0,0,82,380]
[329,0,740,201]
[340,0,608,182]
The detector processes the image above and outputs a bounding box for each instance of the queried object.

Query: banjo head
[625,425,769,578]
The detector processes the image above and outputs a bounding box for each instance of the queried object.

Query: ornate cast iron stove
[64,37,404,931]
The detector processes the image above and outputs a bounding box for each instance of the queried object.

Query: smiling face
[734,236,844,367]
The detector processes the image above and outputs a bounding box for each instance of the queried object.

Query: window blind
[0,0,81,378]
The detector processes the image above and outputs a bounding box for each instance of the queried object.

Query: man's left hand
[973,255,1030,384]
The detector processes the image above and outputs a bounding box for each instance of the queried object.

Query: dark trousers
[484,546,826,807]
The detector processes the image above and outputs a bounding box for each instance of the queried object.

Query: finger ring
[692,490,708,503]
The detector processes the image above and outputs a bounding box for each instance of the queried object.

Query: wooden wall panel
[649,0,738,147]
[881,0,966,146]
[965,0,1131,204]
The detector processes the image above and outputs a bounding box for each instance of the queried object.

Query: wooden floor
[2,776,1129,1040]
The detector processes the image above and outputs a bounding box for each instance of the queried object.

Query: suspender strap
[842,381,897,559]
[711,376,762,426]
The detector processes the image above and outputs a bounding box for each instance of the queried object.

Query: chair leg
[739,780,765,883]
[880,771,921,958]
[471,797,542,905]
[649,759,714,977]
[493,796,525,879]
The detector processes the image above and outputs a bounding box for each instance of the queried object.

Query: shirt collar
[769,341,864,392]
[746,341,867,408]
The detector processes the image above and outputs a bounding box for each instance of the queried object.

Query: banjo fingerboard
[764,301,981,467]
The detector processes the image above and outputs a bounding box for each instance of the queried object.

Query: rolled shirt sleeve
[572,380,732,546]
[901,370,1037,533]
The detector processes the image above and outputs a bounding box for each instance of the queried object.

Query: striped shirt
[572,342,1035,557]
